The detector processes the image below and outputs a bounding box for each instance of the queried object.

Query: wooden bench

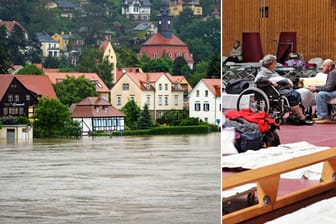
[222,147,336,224]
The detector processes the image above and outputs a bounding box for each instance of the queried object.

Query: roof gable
[70,96,125,118]
[45,72,110,92]
[0,74,57,99]
[201,78,221,96]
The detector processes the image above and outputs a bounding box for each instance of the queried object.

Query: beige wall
[102,42,117,83]
[110,75,142,110]
[0,125,33,144]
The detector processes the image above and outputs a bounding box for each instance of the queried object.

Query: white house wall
[189,81,221,125]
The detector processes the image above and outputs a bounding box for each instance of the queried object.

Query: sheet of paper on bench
[302,72,327,87]
[222,141,329,180]
[265,197,336,224]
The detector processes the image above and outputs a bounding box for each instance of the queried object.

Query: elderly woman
[254,54,314,125]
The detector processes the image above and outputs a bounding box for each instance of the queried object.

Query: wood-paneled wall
[222,0,336,61]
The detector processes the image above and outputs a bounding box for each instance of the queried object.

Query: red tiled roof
[70,97,125,118]
[0,75,15,100]
[0,74,57,99]
[45,72,110,92]
[202,78,221,97]
[139,33,193,63]
[0,20,27,33]
[122,72,184,91]
[115,67,143,82]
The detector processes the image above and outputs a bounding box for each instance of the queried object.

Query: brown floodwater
[0,133,220,224]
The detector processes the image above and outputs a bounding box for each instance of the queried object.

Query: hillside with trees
[0,0,221,84]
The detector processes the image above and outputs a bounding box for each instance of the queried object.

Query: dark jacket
[316,69,336,92]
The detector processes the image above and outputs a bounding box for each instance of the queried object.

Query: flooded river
[0,133,220,224]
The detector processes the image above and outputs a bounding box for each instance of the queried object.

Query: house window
[196,90,199,97]
[104,106,108,112]
[8,94,13,102]
[158,95,162,106]
[205,90,208,97]
[130,95,135,101]
[164,83,168,90]
[15,94,19,102]
[95,106,99,112]
[174,84,178,91]
[19,107,24,115]
[154,52,158,58]
[3,107,8,115]
[146,95,151,105]
[164,95,168,105]
[194,103,201,111]
[159,83,162,90]
[117,95,121,105]
[146,83,150,90]
[174,95,178,106]
[122,83,129,90]
[203,103,210,111]
[26,95,30,101]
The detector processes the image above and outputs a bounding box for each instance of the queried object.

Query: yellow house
[99,40,117,84]
[169,0,202,16]
[110,71,186,120]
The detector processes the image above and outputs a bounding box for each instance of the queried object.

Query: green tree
[43,55,60,68]
[0,26,11,73]
[137,104,152,129]
[97,58,113,89]
[53,75,97,105]
[76,47,101,73]
[33,97,81,138]
[0,46,11,74]
[188,60,208,86]
[185,37,213,63]
[172,56,191,77]
[156,109,189,126]
[141,57,173,73]
[16,64,43,75]
[121,100,141,130]
[115,46,139,67]
[206,53,221,78]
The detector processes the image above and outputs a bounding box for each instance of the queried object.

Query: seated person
[254,54,314,125]
[308,59,336,123]
[223,40,243,64]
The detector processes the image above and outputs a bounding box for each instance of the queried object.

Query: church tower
[157,0,173,39]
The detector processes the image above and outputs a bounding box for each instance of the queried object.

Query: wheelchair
[236,83,292,124]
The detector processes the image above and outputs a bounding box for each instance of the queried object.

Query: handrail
[222,147,336,224]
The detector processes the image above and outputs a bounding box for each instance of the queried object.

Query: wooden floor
[223,122,336,223]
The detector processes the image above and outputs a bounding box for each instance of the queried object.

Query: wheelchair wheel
[237,87,270,113]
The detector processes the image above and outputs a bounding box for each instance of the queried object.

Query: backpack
[224,115,280,153]
[224,118,262,153]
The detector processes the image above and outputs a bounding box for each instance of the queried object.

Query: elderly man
[308,59,336,124]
